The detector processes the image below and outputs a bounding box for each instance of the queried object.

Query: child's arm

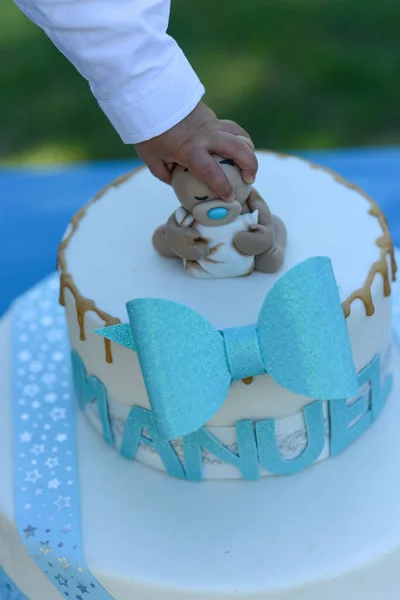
[14,0,202,145]
[14,0,258,200]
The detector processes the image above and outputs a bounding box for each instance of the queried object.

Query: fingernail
[225,191,235,202]
[243,174,255,185]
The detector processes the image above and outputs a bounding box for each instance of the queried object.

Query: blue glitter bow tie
[95,257,358,440]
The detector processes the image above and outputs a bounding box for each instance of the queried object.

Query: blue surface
[0,566,28,600]
[1,148,399,316]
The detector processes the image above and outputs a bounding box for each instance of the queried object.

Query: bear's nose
[207,207,229,220]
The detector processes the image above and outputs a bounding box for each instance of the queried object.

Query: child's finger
[185,147,234,201]
[146,159,173,185]
[219,120,254,148]
[210,131,258,184]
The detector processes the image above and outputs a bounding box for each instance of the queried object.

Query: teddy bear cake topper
[153,139,287,278]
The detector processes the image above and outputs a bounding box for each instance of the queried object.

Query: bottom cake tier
[2,279,400,599]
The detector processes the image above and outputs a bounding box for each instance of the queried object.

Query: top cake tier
[60,152,394,330]
[58,152,396,479]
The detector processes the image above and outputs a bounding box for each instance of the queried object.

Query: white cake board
[2,293,400,600]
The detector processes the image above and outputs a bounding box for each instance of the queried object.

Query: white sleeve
[14,0,205,144]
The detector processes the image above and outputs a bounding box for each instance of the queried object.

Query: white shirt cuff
[98,48,205,144]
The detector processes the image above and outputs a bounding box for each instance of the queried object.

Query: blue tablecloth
[1,148,400,316]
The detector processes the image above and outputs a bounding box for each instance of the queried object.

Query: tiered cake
[2,151,400,600]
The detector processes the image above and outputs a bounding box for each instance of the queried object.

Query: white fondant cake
[2,152,400,600]
[57,152,396,478]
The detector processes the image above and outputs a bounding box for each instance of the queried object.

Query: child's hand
[135,101,258,202]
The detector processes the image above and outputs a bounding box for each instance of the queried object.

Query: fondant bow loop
[95,257,359,440]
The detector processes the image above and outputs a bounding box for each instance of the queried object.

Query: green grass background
[1,0,399,165]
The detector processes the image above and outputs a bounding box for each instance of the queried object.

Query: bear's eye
[184,167,189,172]
[194,195,209,201]
[219,159,235,167]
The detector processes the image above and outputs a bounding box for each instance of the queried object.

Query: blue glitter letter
[365,354,392,421]
[183,421,259,481]
[121,406,185,479]
[256,401,325,474]
[330,353,391,455]
[71,350,114,446]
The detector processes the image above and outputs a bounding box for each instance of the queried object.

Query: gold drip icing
[304,160,397,317]
[57,167,143,362]
[342,203,397,317]
[59,272,120,363]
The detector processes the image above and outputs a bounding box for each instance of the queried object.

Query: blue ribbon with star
[12,276,115,599]
[95,257,359,440]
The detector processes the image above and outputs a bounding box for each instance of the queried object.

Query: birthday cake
[2,150,400,600]
[58,152,395,479]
